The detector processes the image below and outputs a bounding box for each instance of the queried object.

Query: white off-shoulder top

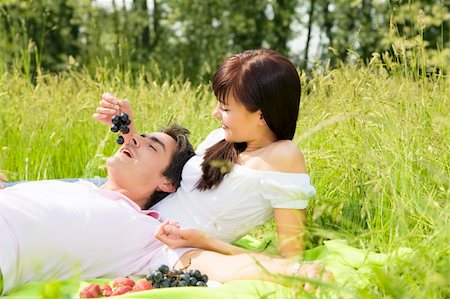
[153,129,316,243]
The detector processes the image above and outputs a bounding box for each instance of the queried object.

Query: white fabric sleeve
[261,173,316,209]
[195,128,225,154]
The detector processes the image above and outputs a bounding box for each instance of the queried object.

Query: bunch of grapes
[110,113,131,144]
[146,264,209,288]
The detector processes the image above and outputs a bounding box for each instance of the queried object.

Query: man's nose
[129,134,140,147]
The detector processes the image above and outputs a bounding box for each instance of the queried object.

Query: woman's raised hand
[92,93,134,126]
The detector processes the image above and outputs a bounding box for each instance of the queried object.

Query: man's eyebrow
[140,134,166,152]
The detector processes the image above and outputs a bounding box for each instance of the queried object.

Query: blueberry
[116,135,124,144]
[180,273,190,283]
[177,281,187,287]
[196,281,207,287]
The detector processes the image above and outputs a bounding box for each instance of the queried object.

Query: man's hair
[144,124,195,209]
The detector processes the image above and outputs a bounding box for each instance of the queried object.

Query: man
[0,125,195,295]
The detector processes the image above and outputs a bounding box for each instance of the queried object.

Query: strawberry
[79,283,101,298]
[111,285,133,296]
[100,284,113,297]
[112,277,135,289]
[133,280,152,292]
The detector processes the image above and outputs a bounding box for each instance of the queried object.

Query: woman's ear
[158,180,176,193]
[257,110,267,126]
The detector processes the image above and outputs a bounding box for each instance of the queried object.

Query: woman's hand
[155,220,208,249]
[92,93,134,126]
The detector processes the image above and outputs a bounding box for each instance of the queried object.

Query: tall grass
[0,62,448,298]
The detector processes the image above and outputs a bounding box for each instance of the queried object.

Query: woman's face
[212,94,261,143]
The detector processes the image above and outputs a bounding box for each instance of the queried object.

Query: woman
[95,49,313,258]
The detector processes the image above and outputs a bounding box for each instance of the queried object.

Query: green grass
[0,65,448,298]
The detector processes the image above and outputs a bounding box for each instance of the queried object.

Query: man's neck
[99,181,147,209]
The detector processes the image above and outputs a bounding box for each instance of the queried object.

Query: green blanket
[2,239,412,298]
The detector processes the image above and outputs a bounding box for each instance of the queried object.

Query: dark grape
[189,277,198,286]
[158,264,170,274]
[191,269,202,279]
[116,136,124,144]
[111,115,120,125]
[119,125,130,134]
[120,113,129,123]
[110,125,119,133]
[153,271,163,283]
[161,279,171,288]
[148,265,209,288]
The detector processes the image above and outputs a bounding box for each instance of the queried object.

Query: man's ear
[158,180,176,193]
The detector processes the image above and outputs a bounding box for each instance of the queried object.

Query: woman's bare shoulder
[264,140,307,173]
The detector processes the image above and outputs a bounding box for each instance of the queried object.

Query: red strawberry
[111,285,133,296]
[133,280,153,292]
[79,283,101,298]
[112,277,135,289]
[100,285,113,297]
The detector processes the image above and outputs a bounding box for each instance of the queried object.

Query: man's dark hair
[144,124,195,209]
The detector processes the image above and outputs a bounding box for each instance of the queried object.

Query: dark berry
[158,265,170,274]
[189,277,197,286]
[200,274,209,283]
[161,279,170,288]
[120,113,129,122]
[177,281,187,287]
[196,281,207,287]
[180,274,190,283]
[192,270,202,279]
[110,125,119,133]
[125,118,131,125]
[119,125,130,134]
[116,136,124,144]
[111,115,120,125]
[153,271,163,283]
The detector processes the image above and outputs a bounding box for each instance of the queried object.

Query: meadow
[0,63,448,298]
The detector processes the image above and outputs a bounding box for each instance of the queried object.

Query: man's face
[106,132,176,197]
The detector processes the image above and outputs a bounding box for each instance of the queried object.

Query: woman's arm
[155,220,249,255]
[273,208,306,258]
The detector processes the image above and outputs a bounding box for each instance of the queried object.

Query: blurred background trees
[0,0,448,82]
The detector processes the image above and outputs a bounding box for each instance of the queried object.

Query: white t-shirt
[0,180,187,295]
[153,129,316,243]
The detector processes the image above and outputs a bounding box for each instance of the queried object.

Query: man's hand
[92,93,134,126]
[155,220,208,249]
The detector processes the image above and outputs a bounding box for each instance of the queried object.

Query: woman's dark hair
[196,49,301,191]
[145,124,195,209]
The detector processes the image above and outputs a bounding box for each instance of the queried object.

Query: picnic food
[79,277,151,298]
[79,265,209,297]
[146,264,209,288]
[111,113,131,144]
